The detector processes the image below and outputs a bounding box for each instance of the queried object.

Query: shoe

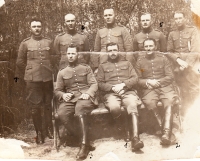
[161,129,171,145]
[76,144,91,160]
[46,127,53,139]
[131,137,144,151]
[36,132,44,144]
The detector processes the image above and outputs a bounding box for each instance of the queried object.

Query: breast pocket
[120,66,129,77]
[111,32,122,44]
[24,65,33,80]
[63,75,73,87]
[100,32,108,45]
[78,41,84,51]
[27,47,38,59]
[60,42,69,52]
[78,72,87,83]
[173,37,180,48]
[104,68,114,81]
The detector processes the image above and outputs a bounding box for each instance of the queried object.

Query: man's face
[30,21,42,36]
[66,47,78,63]
[65,14,76,31]
[174,13,185,27]
[107,45,119,59]
[144,40,156,54]
[104,9,115,24]
[141,14,152,29]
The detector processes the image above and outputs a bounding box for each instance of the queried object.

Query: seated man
[97,42,144,151]
[136,38,177,145]
[54,45,98,160]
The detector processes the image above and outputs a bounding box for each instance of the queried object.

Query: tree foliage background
[0,0,192,133]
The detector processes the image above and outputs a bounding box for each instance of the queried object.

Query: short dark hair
[106,42,119,51]
[173,11,185,18]
[67,44,79,52]
[143,38,156,46]
[29,16,43,26]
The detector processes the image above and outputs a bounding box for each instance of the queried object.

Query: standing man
[97,42,144,151]
[136,38,177,145]
[54,14,90,69]
[16,17,54,144]
[167,11,200,114]
[133,13,167,52]
[55,45,98,160]
[92,8,133,71]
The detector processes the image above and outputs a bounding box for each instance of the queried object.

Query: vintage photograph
[0,0,200,160]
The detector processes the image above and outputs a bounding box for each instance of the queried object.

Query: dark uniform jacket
[135,52,174,96]
[97,59,138,92]
[16,35,54,82]
[133,29,167,52]
[54,31,90,68]
[167,25,200,62]
[54,63,98,105]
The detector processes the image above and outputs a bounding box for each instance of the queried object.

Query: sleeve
[94,30,101,52]
[133,36,139,51]
[97,64,113,92]
[166,32,180,63]
[54,71,65,101]
[83,35,90,64]
[16,41,27,73]
[53,35,61,55]
[122,27,134,52]
[159,32,167,52]
[190,27,200,52]
[135,60,149,88]
[85,66,98,97]
[123,62,138,89]
[159,57,174,87]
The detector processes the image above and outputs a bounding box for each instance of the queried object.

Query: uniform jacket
[133,29,167,52]
[16,35,54,82]
[54,31,90,68]
[97,59,138,92]
[167,25,200,62]
[54,63,98,105]
[135,52,174,96]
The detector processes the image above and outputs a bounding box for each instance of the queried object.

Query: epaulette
[154,28,162,32]
[43,36,51,40]
[57,32,65,37]
[77,31,84,35]
[137,55,145,61]
[118,24,124,27]
[186,25,195,28]
[80,63,89,66]
[22,37,31,42]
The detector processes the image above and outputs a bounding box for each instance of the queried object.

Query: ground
[5,97,200,161]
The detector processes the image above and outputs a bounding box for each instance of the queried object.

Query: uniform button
[74,71,75,72]
[75,75,76,76]
[39,48,41,50]
[118,77,119,79]
[77,86,80,88]
[117,69,119,70]
[76,83,78,84]
[41,63,42,64]
[75,79,77,81]
[41,59,42,60]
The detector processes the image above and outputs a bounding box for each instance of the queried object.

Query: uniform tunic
[54,63,98,120]
[135,52,177,110]
[16,35,54,106]
[97,59,141,118]
[54,31,90,69]
[91,24,133,70]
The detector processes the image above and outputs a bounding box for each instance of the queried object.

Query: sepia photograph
[0,0,200,160]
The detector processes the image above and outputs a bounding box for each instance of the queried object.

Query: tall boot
[76,115,91,160]
[130,113,144,151]
[161,106,173,145]
[31,108,44,144]
[152,108,162,135]
[40,107,46,142]
[45,104,53,139]
[123,112,130,142]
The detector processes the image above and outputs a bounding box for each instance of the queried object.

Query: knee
[143,99,157,109]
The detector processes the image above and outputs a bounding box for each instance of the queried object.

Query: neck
[142,27,152,33]
[107,22,116,29]
[177,24,186,31]
[108,56,119,63]
[66,29,76,35]
[68,60,78,67]
[145,52,155,59]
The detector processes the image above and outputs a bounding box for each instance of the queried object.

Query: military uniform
[54,31,90,69]
[91,24,133,70]
[16,35,55,143]
[97,58,144,149]
[133,29,167,52]
[54,63,98,127]
[135,52,177,109]
[136,52,177,144]
[167,25,200,107]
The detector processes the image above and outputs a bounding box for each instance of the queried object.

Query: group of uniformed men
[16,8,200,160]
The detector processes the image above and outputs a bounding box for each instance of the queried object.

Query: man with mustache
[136,38,177,145]
[133,13,167,52]
[55,44,98,160]
[54,13,90,69]
[167,11,200,115]
[91,8,133,71]
[16,17,55,144]
[97,42,144,152]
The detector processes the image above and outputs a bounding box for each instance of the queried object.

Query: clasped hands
[146,79,161,89]
[62,93,90,102]
[112,83,125,95]
[176,58,188,71]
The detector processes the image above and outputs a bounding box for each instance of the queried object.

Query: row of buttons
[114,63,121,82]
[73,67,81,91]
